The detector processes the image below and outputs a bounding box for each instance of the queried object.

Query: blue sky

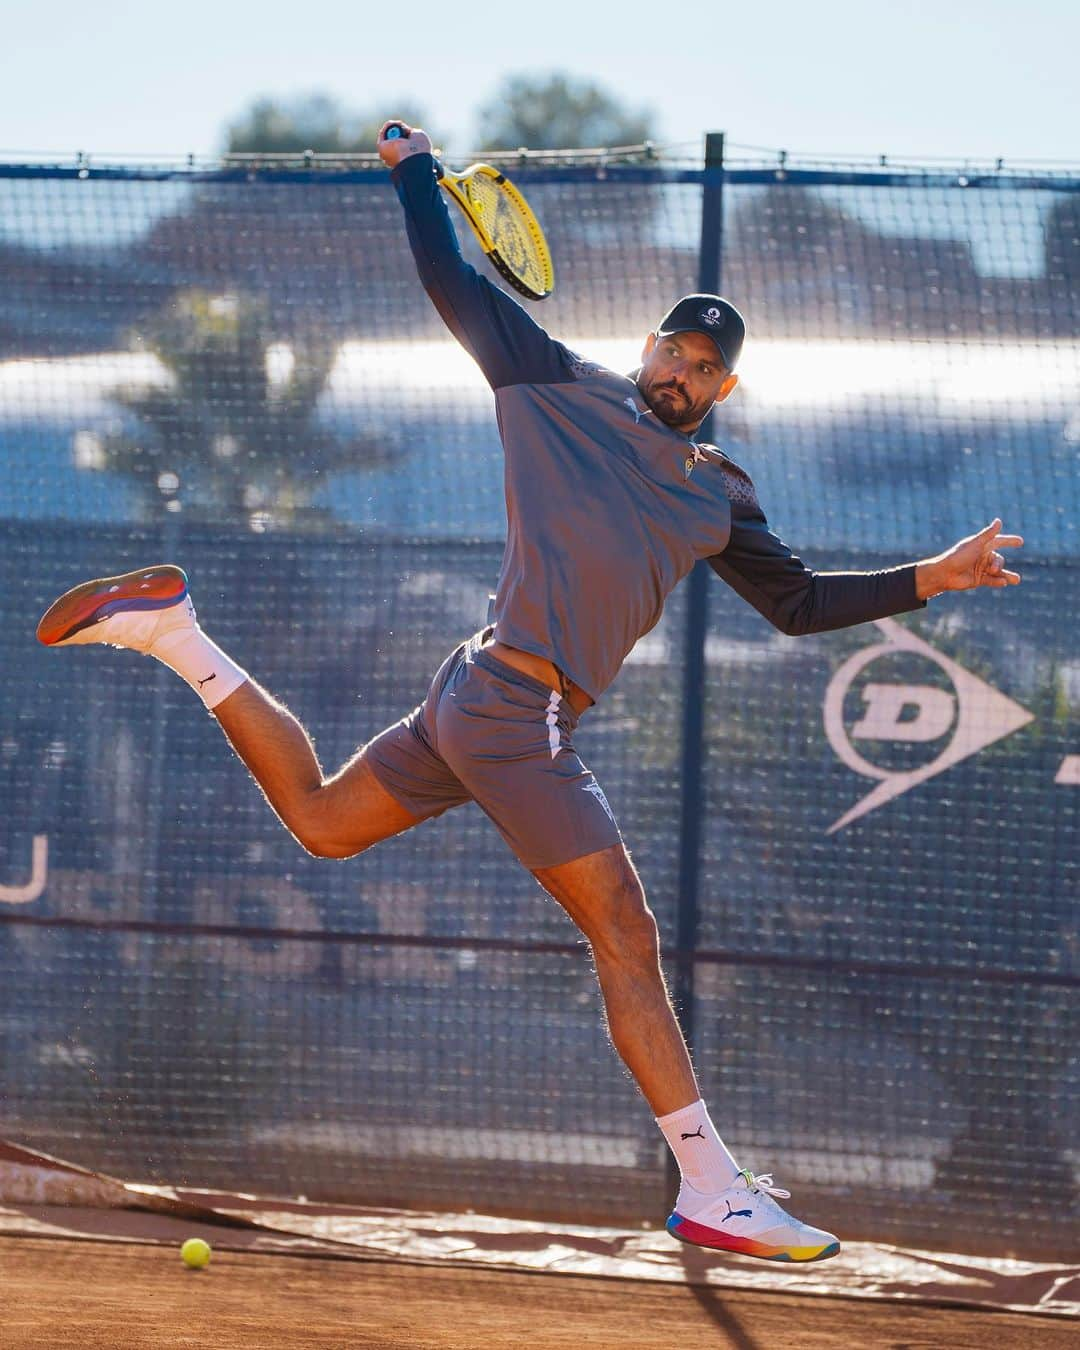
[2,0,1077,163]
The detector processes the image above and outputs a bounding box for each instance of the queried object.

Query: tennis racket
[385,124,554,302]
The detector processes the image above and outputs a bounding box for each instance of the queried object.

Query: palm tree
[105,289,386,531]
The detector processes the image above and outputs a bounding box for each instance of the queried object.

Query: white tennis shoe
[37,564,195,654]
[667,1168,840,1262]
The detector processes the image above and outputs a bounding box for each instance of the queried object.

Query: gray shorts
[365,630,622,870]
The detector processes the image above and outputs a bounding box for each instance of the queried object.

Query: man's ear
[714,371,739,404]
[641,332,657,363]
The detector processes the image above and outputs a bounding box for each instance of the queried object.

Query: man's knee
[300,832,368,861]
[535,846,661,963]
[287,766,419,859]
[290,815,366,860]
[283,793,368,860]
[604,891,661,967]
[581,872,661,968]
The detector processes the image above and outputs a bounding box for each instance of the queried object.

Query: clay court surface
[3,1237,1072,1349]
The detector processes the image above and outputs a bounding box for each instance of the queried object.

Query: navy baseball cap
[656,294,746,371]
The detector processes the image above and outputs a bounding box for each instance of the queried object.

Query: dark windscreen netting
[1,157,1077,1256]
[696,171,1078,1255]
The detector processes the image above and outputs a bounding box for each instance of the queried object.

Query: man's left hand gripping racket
[385,124,554,302]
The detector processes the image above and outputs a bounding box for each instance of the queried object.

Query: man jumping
[36,120,1023,1263]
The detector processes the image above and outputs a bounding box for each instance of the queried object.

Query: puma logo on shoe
[666,1170,839,1260]
[197,673,217,690]
[680,1127,705,1141]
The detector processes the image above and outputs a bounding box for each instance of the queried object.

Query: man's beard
[639,378,707,430]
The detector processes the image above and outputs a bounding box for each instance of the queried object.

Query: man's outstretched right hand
[377,121,433,168]
[914,518,1023,598]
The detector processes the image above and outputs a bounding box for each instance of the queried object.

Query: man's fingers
[973,519,1025,548]
[974,520,1023,549]
[981,546,1023,587]
[949,520,1024,590]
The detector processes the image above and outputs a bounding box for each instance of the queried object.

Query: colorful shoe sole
[37,565,189,647]
[666,1213,840,1262]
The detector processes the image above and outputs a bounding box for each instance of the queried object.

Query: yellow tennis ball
[181,1238,212,1269]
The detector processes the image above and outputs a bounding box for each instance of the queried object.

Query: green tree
[103,289,386,530]
[473,72,654,152]
[224,93,427,154]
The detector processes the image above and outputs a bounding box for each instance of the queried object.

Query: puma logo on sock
[680,1127,706,1141]
[197,673,217,690]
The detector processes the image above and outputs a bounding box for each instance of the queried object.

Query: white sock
[657,1099,740,1196]
[151,625,249,711]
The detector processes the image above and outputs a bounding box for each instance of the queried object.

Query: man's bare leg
[213,682,420,859]
[533,841,840,1260]
[533,843,697,1116]
[36,564,419,861]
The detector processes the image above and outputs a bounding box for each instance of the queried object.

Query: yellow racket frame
[437,162,554,302]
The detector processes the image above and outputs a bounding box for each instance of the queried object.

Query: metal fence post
[670,134,725,1179]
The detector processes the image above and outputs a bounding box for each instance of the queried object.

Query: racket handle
[384,124,409,141]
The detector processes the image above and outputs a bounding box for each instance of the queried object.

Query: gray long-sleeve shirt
[393,154,924,700]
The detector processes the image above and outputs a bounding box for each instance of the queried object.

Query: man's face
[636,330,739,433]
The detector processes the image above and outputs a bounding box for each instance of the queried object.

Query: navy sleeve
[707,465,925,635]
[391,153,574,390]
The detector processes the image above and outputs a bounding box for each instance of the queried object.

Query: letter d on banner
[824,619,1033,834]
[850,683,957,743]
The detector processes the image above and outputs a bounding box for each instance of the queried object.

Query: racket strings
[463,172,553,301]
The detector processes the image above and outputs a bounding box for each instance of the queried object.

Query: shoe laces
[738,1168,791,1201]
